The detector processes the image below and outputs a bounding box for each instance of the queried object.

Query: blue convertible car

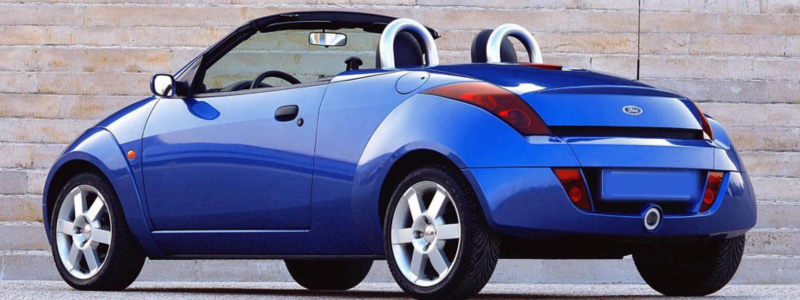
[43,11,756,299]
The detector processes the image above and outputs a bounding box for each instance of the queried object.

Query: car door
[141,29,330,231]
[142,86,324,231]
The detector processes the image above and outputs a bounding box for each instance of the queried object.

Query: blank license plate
[601,169,702,201]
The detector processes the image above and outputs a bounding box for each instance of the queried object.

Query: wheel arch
[349,93,532,254]
[351,138,485,254]
[44,159,105,233]
[377,149,463,231]
[42,127,163,257]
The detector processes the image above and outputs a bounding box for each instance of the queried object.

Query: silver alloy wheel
[55,185,112,280]
[390,181,461,287]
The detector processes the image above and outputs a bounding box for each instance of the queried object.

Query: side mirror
[308,32,347,47]
[150,74,175,97]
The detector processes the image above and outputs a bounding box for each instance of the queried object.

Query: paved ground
[1,281,799,299]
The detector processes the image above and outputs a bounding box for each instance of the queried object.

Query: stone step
[756,201,800,229]
[2,251,799,284]
[3,222,800,255]
[0,222,49,251]
[0,195,42,222]
[746,228,800,256]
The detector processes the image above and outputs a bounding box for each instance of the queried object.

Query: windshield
[199,28,380,93]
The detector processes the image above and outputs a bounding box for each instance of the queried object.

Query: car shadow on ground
[125,287,748,299]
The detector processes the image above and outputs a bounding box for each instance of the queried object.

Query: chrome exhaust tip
[643,206,662,232]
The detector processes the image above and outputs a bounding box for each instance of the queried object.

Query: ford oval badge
[623,105,643,116]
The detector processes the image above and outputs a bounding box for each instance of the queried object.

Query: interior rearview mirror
[309,32,347,47]
[150,74,175,97]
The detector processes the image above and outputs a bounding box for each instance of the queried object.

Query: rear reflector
[553,168,592,211]
[422,82,550,135]
[700,172,724,212]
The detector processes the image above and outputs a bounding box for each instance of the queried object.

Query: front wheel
[384,165,500,300]
[633,235,746,296]
[50,172,146,290]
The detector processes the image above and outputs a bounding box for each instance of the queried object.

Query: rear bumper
[465,167,757,239]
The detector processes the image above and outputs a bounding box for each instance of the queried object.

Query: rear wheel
[633,235,746,296]
[384,165,500,300]
[50,172,146,290]
[284,259,372,290]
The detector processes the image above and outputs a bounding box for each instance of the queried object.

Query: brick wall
[1,0,799,283]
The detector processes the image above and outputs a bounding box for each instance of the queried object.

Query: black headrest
[376,31,424,69]
[471,29,518,63]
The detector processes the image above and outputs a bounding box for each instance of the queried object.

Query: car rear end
[381,18,754,295]
[427,64,756,242]
[527,85,754,236]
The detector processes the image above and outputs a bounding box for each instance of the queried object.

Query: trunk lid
[527,86,703,131]
[430,64,705,133]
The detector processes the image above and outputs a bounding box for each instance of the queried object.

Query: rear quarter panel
[310,70,459,254]
[348,93,579,254]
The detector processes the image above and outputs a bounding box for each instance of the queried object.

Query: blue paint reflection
[185,98,221,120]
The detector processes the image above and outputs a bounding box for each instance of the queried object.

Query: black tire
[633,235,746,296]
[49,172,146,291]
[285,259,373,290]
[384,165,500,300]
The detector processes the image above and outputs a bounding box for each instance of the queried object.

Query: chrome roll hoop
[378,18,439,70]
[486,23,543,64]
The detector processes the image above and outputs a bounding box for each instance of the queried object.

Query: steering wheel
[251,70,301,89]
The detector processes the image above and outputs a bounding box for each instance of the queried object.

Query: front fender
[352,94,579,253]
[42,127,162,257]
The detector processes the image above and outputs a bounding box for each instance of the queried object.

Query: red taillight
[422,82,550,135]
[553,168,592,211]
[700,172,724,212]
[691,102,714,140]
[518,63,563,70]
